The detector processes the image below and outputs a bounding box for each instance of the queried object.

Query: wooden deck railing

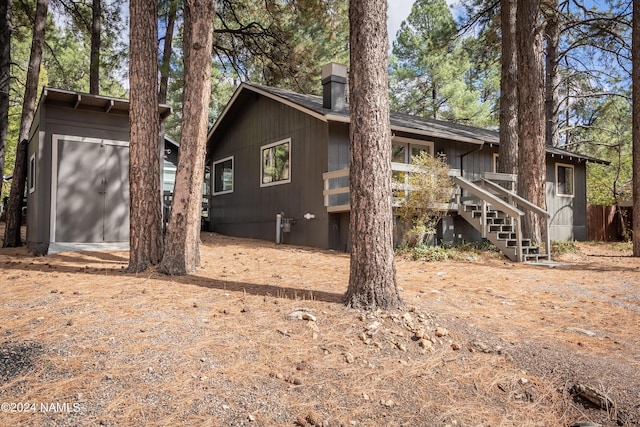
[454,175,525,261]
[322,164,461,213]
[479,177,551,256]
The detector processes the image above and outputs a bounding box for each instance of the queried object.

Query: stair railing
[479,178,551,258]
[453,176,525,261]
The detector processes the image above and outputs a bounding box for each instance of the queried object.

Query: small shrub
[611,241,632,252]
[411,244,450,261]
[395,152,454,248]
[398,239,501,262]
[551,241,579,257]
[404,223,428,247]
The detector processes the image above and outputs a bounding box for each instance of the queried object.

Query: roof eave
[325,114,485,145]
[207,83,329,141]
[41,87,172,120]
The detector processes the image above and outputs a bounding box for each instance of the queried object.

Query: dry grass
[1,225,639,426]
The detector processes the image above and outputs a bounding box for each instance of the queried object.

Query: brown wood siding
[209,94,330,248]
[587,204,624,241]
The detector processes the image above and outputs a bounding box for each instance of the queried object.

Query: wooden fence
[587,204,632,241]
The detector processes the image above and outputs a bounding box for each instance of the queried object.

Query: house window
[261,138,291,187]
[493,153,499,173]
[28,153,36,194]
[213,156,234,195]
[392,144,406,163]
[391,137,434,164]
[556,163,574,197]
[163,164,176,193]
[391,137,434,198]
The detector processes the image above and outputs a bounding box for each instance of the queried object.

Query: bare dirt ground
[1,223,639,426]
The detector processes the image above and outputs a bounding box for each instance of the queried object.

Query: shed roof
[209,83,608,164]
[39,87,172,120]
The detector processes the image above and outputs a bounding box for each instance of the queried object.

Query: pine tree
[127,0,163,272]
[0,0,10,202]
[3,0,48,248]
[343,0,402,310]
[516,0,547,244]
[498,0,518,175]
[89,0,101,94]
[632,0,640,256]
[160,0,215,274]
[390,0,492,126]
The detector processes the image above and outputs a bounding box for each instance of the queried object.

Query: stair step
[506,239,532,248]
[487,217,509,225]
[524,253,551,262]
[460,202,549,263]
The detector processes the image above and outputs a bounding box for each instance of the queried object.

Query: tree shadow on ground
[168,273,344,304]
[2,251,345,304]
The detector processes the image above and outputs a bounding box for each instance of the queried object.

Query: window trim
[493,153,499,173]
[555,162,575,198]
[163,164,177,193]
[260,138,291,188]
[212,155,234,195]
[28,153,36,194]
[392,136,434,164]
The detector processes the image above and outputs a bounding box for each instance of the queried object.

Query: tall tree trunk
[632,0,640,257]
[159,0,177,105]
[544,1,560,147]
[343,0,401,310]
[128,0,163,272]
[431,84,438,120]
[0,0,10,201]
[498,0,518,175]
[3,0,48,248]
[160,0,215,275]
[89,0,101,94]
[516,0,546,244]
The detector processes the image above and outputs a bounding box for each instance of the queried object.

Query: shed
[26,87,171,254]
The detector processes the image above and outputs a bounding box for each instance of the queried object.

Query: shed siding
[27,104,130,249]
[546,158,587,241]
[209,95,330,248]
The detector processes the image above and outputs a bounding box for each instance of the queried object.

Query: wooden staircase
[454,176,551,263]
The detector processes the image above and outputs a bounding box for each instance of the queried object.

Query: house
[26,87,173,255]
[205,63,607,261]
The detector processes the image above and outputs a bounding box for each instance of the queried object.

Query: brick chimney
[321,62,347,111]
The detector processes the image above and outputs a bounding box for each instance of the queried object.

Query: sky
[388,0,416,42]
[387,0,461,43]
